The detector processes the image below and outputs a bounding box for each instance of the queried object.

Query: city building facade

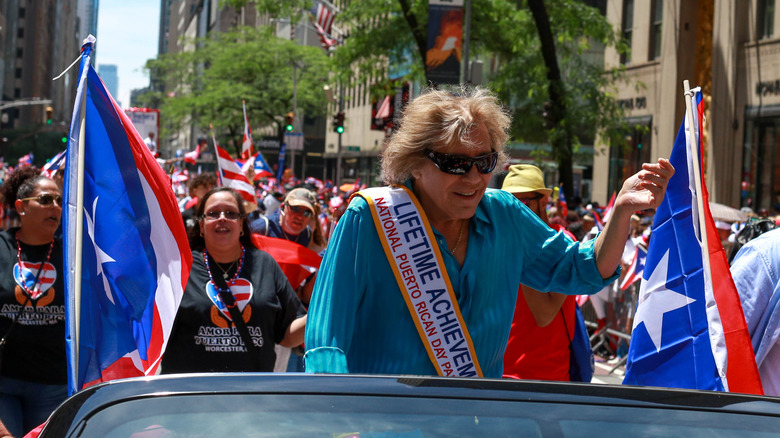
[0,0,80,131]
[98,64,119,104]
[598,0,780,213]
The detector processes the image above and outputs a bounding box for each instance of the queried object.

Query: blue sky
[96,0,160,107]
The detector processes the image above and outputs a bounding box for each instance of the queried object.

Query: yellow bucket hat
[501,164,553,196]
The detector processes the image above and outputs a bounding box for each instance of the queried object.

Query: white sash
[356,185,483,377]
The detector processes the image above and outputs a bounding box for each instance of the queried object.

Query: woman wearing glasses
[0,167,66,437]
[305,87,673,378]
[162,188,306,373]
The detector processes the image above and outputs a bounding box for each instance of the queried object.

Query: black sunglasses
[286,204,313,218]
[201,210,243,221]
[424,149,498,175]
[20,193,62,206]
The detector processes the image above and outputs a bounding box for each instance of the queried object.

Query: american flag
[310,1,338,50]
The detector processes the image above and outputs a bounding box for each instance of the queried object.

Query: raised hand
[615,158,675,212]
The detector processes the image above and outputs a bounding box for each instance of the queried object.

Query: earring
[19,212,25,216]
[200,231,204,237]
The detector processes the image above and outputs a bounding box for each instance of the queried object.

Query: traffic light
[334,111,345,134]
[45,106,53,125]
[285,112,294,132]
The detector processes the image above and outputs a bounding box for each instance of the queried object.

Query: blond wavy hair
[381,86,511,185]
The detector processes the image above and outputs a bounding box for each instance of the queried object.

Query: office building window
[742,115,780,212]
[649,0,663,60]
[608,122,651,196]
[758,0,775,39]
[620,0,634,64]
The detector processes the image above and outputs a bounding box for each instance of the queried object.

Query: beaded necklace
[15,232,55,300]
[202,245,245,292]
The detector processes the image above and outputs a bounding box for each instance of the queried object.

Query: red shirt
[502,224,577,381]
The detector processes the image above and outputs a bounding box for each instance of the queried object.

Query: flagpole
[210,124,221,186]
[683,80,725,387]
[683,80,712,280]
[69,47,90,392]
[74,84,86,379]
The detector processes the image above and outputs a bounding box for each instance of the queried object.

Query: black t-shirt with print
[162,247,306,373]
[0,228,66,384]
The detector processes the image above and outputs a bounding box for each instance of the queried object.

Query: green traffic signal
[286,124,294,132]
[61,136,68,143]
[336,125,344,134]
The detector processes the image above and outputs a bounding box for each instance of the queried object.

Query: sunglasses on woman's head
[19,193,62,206]
[424,149,498,175]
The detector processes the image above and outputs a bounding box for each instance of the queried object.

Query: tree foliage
[146,25,330,156]
[310,0,633,196]
[172,0,638,198]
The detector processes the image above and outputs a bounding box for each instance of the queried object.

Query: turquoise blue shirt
[304,184,618,377]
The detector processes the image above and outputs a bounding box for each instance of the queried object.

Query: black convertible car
[40,374,780,437]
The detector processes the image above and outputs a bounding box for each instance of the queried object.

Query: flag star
[632,250,696,353]
[85,196,117,304]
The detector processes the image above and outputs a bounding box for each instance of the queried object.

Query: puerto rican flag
[63,35,192,394]
[557,184,568,217]
[601,191,616,225]
[241,152,274,181]
[251,234,322,289]
[183,144,200,165]
[14,261,57,299]
[241,100,254,160]
[17,152,34,167]
[619,245,646,291]
[41,150,67,178]
[213,134,256,204]
[623,86,763,394]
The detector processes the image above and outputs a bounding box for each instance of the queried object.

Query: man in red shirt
[501,164,579,381]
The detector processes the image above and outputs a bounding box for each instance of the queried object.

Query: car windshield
[79,394,780,437]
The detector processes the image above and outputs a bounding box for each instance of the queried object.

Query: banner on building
[426,0,464,85]
[371,82,411,133]
[124,108,160,143]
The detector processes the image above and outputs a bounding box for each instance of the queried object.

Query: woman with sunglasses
[0,167,66,437]
[249,187,319,249]
[162,188,306,373]
[304,87,673,378]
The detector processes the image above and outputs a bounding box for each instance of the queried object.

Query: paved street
[591,355,626,385]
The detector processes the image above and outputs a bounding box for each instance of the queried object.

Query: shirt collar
[402,178,492,235]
